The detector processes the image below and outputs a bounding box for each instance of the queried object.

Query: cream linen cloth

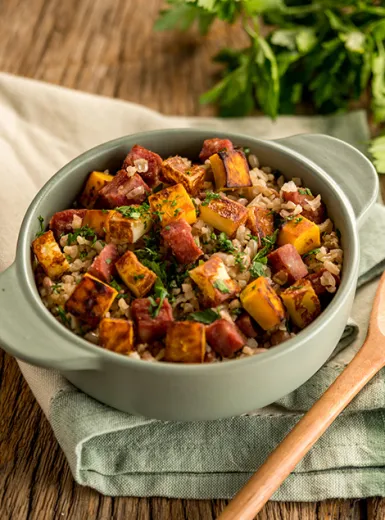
[2,72,385,500]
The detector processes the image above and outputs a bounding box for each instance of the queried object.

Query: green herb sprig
[156,0,385,172]
[250,229,279,278]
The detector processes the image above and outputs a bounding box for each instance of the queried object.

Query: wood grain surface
[0,1,384,519]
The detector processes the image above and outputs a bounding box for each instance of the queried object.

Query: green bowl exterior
[0,129,364,420]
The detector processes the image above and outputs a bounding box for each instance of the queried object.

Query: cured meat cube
[131,298,174,343]
[123,144,162,187]
[99,318,134,354]
[206,319,245,357]
[282,190,326,224]
[96,171,150,208]
[165,321,205,363]
[49,209,86,239]
[65,274,117,327]
[246,207,274,244]
[236,313,259,338]
[88,243,119,283]
[199,138,234,162]
[268,244,308,284]
[161,219,203,264]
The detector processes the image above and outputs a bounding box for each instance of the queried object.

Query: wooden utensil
[219,272,385,520]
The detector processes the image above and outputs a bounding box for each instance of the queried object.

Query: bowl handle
[0,263,100,371]
[275,133,379,228]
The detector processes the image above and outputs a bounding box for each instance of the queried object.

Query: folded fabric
[1,72,385,501]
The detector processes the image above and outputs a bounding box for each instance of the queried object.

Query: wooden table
[0,1,384,518]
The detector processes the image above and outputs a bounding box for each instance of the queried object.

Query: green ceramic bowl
[0,130,378,420]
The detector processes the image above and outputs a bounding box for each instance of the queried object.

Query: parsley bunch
[156,0,385,172]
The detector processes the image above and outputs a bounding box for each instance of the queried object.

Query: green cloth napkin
[1,73,385,501]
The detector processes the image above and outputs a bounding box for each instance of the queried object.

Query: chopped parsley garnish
[133,274,145,281]
[66,225,98,246]
[164,225,171,231]
[148,278,169,317]
[35,216,45,238]
[235,252,246,272]
[57,306,70,327]
[51,283,62,294]
[249,230,279,278]
[101,209,109,214]
[110,278,128,299]
[213,280,230,294]
[116,203,150,220]
[298,188,312,196]
[303,248,320,259]
[105,258,112,264]
[152,182,164,194]
[285,215,303,224]
[79,250,88,260]
[186,308,221,325]
[201,191,221,206]
[216,232,236,253]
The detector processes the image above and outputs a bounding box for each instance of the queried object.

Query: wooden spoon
[219,272,385,520]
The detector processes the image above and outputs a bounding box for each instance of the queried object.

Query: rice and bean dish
[32,138,343,363]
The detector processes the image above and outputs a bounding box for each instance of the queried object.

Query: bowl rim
[17,128,360,374]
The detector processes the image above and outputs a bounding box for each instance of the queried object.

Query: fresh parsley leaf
[66,225,97,245]
[201,191,221,206]
[57,306,70,327]
[35,216,45,238]
[302,248,320,258]
[116,203,150,220]
[149,278,169,317]
[298,188,312,196]
[213,279,230,294]
[186,308,221,324]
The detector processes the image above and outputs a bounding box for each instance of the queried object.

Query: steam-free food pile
[32,138,343,363]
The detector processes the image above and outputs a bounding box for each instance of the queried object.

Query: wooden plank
[0,0,381,519]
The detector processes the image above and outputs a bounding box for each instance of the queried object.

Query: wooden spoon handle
[218,342,383,520]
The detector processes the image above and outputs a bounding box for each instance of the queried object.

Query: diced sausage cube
[268,244,308,284]
[278,216,320,255]
[49,209,86,239]
[165,321,205,363]
[200,194,248,237]
[236,313,259,338]
[131,298,174,343]
[281,279,321,329]
[282,190,326,224]
[88,243,119,283]
[65,274,118,327]
[79,171,114,209]
[32,230,69,279]
[189,256,239,307]
[209,150,251,191]
[161,219,203,264]
[206,319,245,357]
[246,207,274,244]
[161,156,206,195]
[149,183,196,226]
[240,277,285,331]
[99,318,134,354]
[122,145,162,187]
[199,138,234,162]
[115,251,157,297]
[96,171,150,208]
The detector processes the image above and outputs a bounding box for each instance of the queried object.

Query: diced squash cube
[189,255,239,306]
[106,209,152,244]
[281,279,321,329]
[278,216,320,255]
[200,195,248,237]
[115,251,157,297]
[99,318,134,354]
[65,273,117,327]
[240,276,285,331]
[161,156,206,195]
[149,183,196,226]
[246,207,274,242]
[165,321,205,363]
[82,209,114,238]
[32,230,69,279]
[209,150,251,191]
[79,171,114,208]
